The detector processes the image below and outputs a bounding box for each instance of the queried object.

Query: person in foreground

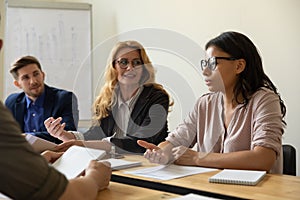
[138,31,286,173]
[5,55,79,144]
[0,25,111,200]
[45,40,172,153]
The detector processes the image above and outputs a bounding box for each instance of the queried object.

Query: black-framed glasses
[115,58,143,69]
[200,57,238,71]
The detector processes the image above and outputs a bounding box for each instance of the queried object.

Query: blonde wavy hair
[92,40,171,123]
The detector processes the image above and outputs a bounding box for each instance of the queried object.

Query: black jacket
[83,84,170,153]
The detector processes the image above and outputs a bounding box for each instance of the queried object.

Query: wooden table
[96,182,179,200]
[111,155,300,200]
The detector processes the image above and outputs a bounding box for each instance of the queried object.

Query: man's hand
[44,117,75,141]
[41,150,64,163]
[85,160,112,191]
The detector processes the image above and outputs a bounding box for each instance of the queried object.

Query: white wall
[1,0,299,175]
[77,0,300,176]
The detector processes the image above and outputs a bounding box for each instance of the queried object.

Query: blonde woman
[45,41,172,153]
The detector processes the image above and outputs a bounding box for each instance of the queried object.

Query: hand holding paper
[86,160,112,191]
[41,150,64,163]
[52,145,106,179]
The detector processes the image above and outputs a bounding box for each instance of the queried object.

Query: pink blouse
[166,88,284,173]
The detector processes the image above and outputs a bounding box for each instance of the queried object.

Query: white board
[4,1,92,120]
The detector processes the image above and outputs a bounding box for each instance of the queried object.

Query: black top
[83,84,170,153]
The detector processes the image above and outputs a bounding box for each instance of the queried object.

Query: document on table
[171,193,221,200]
[101,158,142,170]
[0,193,11,199]
[124,164,217,180]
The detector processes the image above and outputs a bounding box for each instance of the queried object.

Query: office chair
[282,144,296,176]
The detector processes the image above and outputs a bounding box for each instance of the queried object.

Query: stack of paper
[101,158,142,170]
[125,164,217,180]
[171,193,221,200]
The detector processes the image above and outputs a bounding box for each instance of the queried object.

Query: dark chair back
[282,144,296,176]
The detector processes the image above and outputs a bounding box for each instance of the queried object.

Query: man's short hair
[10,56,42,80]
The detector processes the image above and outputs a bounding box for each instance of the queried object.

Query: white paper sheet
[124,164,217,180]
[52,145,106,179]
[171,193,221,200]
[100,158,142,170]
[0,193,11,200]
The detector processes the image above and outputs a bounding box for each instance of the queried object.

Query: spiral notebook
[209,169,266,186]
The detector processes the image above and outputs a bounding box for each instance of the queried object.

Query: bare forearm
[59,177,99,200]
[196,146,276,171]
[60,130,76,141]
[158,141,173,151]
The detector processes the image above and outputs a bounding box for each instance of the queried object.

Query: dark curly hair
[205,31,286,124]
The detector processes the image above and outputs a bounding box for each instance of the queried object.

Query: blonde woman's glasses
[116,58,143,69]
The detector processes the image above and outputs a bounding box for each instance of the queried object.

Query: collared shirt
[113,86,144,138]
[73,86,144,142]
[24,91,45,133]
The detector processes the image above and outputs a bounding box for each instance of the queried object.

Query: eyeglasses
[115,58,143,69]
[200,57,238,71]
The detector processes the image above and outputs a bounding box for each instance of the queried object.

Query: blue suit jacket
[5,84,79,144]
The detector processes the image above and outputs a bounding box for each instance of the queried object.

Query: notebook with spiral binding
[209,169,266,186]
